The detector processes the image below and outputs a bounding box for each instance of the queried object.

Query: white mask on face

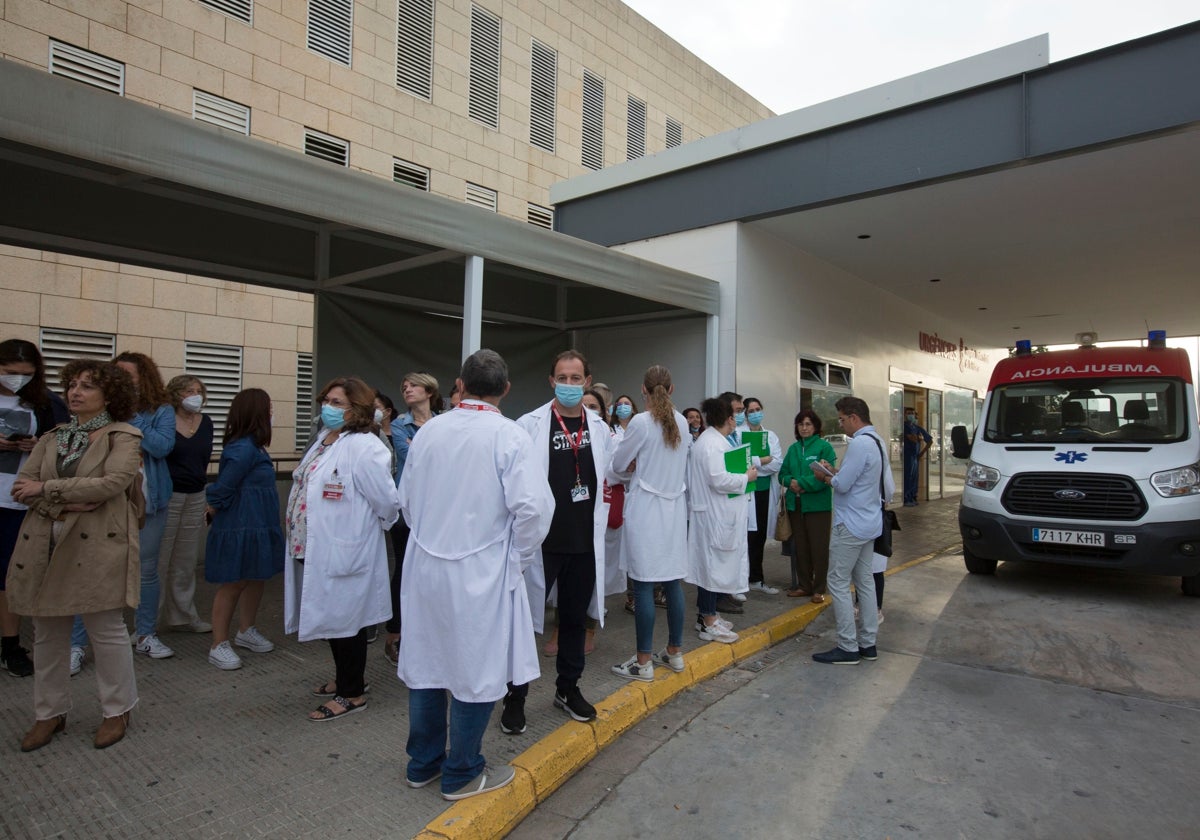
[181,395,204,413]
[373,408,384,424]
[0,374,33,393]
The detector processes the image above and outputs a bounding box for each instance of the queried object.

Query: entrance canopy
[0,59,718,403]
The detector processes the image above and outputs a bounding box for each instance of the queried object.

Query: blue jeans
[406,688,495,793]
[631,578,684,654]
[72,507,169,646]
[696,586,719,617]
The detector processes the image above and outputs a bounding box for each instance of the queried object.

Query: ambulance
[952,331,1200,595]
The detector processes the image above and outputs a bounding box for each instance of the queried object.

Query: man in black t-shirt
[504,350,611,733]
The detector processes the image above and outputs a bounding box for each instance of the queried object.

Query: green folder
[740,430,769,457]
[725,444,752,497]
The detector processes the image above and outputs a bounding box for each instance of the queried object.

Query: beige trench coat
[5,423,143,616]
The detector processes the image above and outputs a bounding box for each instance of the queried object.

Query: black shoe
[2,645,34,678]
[499,693,526,734]
[812,646,861,665]
[714,596,744,615]
[858,645,878,661]
[365,625,378,644]
[553,686,596,722]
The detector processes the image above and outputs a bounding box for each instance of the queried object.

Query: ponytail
[643,365,680,449]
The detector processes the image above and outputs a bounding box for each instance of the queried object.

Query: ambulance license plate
[1031,528,1104,546]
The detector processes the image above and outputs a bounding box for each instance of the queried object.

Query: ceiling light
[857,234,870,239]
[930,278,941,283]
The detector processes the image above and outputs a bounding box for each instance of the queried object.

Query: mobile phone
[7,433,31,441]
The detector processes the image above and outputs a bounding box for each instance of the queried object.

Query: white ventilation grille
[465,183,497,212]
[39,328,117,392]
[467,4,501,128]
[48,41,124,95]
[199,0,252,25]
[529,39,557,153]
[307,0,353,66]
[193,90,250,135]
[304,128,349,166]
[396,0,434,99]
[666,116,682,149]
[295,352,314,451]
[626,96,646,161]
[185,342,242,440]
[581,69,604,170]
[527,203,553,230]
[393,158,430,191]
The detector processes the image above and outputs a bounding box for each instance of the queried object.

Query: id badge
[570,483,591,503]
[322,482,345,501]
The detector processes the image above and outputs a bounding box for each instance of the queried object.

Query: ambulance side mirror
[950,425,972,460]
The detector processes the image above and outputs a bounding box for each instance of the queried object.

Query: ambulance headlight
[966,461,1001,491]
[1150,463,1200,498]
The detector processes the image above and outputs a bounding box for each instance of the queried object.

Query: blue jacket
[130,405,176,514]
[389,412,421,486]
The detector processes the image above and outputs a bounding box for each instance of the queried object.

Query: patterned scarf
[56,411,113,468]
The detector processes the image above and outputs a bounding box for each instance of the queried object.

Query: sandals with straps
[308,695,368,722]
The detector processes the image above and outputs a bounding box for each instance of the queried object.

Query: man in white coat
[397,349,553,800]
[809,395,895,666]
[507,349,611,732]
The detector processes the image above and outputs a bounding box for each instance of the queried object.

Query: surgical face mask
[181,395,204,413]
[689,425,701,435]
[373,408,384,425]
[615,403,633,420]
[747,411,763,426]
[554,383,584,408]
[734,411,746,426]
[0,374,33,393]
[321,404,347,431]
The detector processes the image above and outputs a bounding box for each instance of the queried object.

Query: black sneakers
[553,685,596,722]
[1,644,34,678]
[499,692,526,734]
[812,646,861,665]
[858,645,878,661]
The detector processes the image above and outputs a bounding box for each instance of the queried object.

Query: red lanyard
[552,406,585,484]
[455,400,500,414]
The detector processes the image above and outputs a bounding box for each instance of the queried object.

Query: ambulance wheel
[963,548,997,576]
[1181,574,1200,597]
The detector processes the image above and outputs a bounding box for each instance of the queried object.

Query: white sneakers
[234,626,275,653]
[611,655,654,682]
[208,641,243,670]
[731,592,747,602]
[750,581,780,595]
[654,648,685,673]
[134,634,175,659]
[694,615,734,632]
[70,645,85,676]
[697,621,739,644]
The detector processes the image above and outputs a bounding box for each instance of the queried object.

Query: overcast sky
[622,1,1199,114]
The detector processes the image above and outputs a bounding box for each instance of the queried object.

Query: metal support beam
[706,314,719,396]
[462,255,484,361]
[321,249,461,289]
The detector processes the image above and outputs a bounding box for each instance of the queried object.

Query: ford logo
[1054,489,1087,500]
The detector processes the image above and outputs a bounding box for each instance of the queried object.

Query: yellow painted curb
[424,546,956,839]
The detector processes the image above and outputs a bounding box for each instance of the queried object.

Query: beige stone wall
[1,0,772,455]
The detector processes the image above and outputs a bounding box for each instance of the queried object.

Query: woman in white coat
[608,366,690,682]
[742,397,783,593]
[686,396,758,644]
[285,376,399,722]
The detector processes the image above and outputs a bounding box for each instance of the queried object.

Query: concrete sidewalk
[1,498,962,839]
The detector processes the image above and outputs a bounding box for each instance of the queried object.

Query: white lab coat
[601,424,628,598]
[396,403,553,703]
[516,400,611,635]
[686,427,751,593]
[608,410,690,582]
[284,431,399,643]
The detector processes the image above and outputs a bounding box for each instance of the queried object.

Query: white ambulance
[952,332,1200,595]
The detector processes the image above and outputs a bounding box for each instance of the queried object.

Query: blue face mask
[321,404,347,431]
[734,411,746,426]
[747,411,764,426]
[554,383,584,408]
[615,404,633,420]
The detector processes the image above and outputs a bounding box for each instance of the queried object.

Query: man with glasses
[808,396,894,665]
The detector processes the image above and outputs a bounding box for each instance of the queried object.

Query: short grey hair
[460,349,508,398]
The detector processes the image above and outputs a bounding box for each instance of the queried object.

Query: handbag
[867,435,899,557]
[775,502,792,542]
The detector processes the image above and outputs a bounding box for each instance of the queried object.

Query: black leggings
[327,627,369,697]
[385,520,410,634]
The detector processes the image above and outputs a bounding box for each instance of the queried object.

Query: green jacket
[778,435,836,513]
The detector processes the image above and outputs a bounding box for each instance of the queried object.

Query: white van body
[956,344,1200,595]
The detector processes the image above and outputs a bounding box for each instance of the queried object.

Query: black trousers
[748,486,770,583]
[385,520,410,634]
[328,627,369,697]
[511,549,595,696]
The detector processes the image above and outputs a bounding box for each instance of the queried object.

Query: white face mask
[0,374,33,393]
[181,395,204,413]
[373,408,384,424]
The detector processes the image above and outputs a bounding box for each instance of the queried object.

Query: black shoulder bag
[867,434,900,557]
